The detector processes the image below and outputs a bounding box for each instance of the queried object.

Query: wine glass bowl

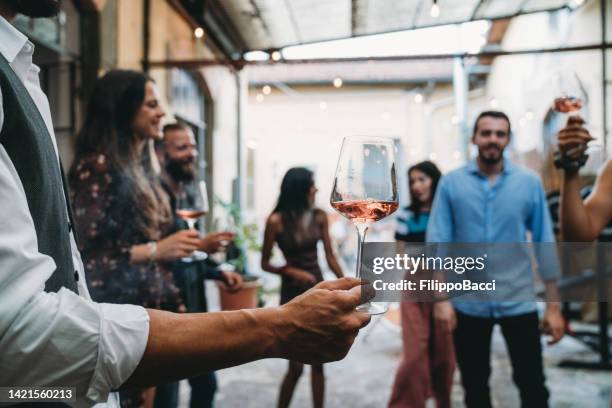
[176,181,210,262]
[330,136,398,315]
[552,70,603,169]
[551,71,588,115]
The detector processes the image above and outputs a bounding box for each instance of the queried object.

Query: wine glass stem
[355,223,369,280]
[187,220,197,230]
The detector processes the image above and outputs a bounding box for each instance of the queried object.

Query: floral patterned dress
[69,153,184,311]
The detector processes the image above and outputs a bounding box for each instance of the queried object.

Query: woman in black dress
[261,167,344,408]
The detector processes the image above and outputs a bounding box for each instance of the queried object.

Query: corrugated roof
[218,0,580,51]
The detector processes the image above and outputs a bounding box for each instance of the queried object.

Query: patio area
[173,287,612,408]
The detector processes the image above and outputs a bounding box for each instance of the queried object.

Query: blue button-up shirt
[426,159,558,318]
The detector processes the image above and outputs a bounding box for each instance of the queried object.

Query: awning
[216,0,582,52]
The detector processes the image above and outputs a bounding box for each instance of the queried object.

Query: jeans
[454,311,549,408]
[154,372,217,408]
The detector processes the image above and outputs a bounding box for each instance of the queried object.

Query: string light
[333,77,343,88]
[414,93,424,104]
[271,50,282,62]
[430,0,440,18]
[262,85,271,95]
[194,27,204,39]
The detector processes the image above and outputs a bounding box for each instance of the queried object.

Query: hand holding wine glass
[213,214,237,249]
[558,116,595,162]
[552,71,602,163]
[330,136,398,315]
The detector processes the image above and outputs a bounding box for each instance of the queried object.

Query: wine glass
[176,180,209,262]
[330,136,399,315]
[552,71,603,168]
[212,213,237,263]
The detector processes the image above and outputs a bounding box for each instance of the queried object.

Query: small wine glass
[211,214,237,264]
[176,180,209,262]
[330,136,399,315]
[552,70,603,168]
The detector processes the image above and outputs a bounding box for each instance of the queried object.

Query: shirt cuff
[86,303,149,404]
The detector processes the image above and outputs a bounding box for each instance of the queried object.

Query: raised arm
[123,277,371,388]
[559,117,612,241]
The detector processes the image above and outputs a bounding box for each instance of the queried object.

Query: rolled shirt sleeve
[0,144,149,406]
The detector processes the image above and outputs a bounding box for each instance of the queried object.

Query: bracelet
[553,150,588,172]
[147,241,158,263]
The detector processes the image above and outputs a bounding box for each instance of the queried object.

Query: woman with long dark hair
[261,167,344,408]
[388,160,455,408]
[69,70,203,407]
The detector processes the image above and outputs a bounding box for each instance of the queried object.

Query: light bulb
[430,3,440,18]
[271,51,282,62]
[194,27,204,39]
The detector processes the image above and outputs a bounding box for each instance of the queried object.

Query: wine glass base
[192,250,208,261]
[356,302,388,315]
[180,251,208,263]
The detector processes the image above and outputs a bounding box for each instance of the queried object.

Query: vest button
[74,271,79,282]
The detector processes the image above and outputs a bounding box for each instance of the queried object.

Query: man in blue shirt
[427,111,565,408]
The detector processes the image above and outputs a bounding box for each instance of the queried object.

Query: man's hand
[433,300,456,332]
[156,230,202,262]
[541,303,565,345]
[220,270,243,292]
[275,277,373,364]
[558,115,594,162]
[200,232,235,253]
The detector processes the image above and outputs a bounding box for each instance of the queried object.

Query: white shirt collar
[0,14,29,63]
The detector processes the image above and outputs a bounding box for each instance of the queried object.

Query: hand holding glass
[330,136,398,315]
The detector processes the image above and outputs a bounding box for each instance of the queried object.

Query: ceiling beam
[148,41,612,69]
[470,0,487,21]
[351,0,359,36]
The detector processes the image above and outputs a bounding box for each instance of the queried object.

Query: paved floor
[176,287,612,408]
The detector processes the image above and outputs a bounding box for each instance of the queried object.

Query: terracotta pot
[217,278,260,310]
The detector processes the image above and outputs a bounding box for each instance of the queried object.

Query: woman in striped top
[389,161,456,408]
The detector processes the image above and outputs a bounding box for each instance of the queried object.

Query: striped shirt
[395,206,429,243]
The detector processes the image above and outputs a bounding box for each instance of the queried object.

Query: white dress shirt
[0,16,150,407]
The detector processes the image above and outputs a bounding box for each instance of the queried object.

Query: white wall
[244,83,468,228]
[201,67,240,207]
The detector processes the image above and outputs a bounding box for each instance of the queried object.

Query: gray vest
[0,53,78,293]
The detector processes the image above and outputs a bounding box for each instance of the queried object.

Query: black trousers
[454,311,549,408]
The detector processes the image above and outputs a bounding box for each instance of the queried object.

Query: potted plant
[214,197,264,310]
